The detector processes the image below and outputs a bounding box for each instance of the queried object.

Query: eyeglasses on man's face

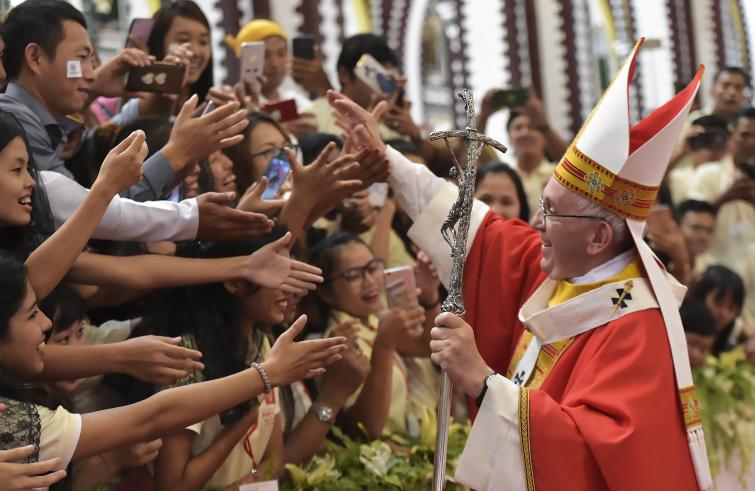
[328,259,385,284]
[536,196,607,226]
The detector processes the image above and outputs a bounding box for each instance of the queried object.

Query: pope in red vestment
[458,211,699,490]
[327,37,711,491]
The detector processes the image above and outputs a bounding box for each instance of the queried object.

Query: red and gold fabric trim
[519,387,536,491]
[553,145,658,220]
[679,385,702,429]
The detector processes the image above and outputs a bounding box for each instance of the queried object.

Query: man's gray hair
[572,193,631,250]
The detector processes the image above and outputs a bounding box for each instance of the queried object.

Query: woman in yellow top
[137,229,309,490]
[308,232,437,439]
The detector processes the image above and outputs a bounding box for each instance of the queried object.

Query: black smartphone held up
[125,18,154,49]
[292,36,315,60]
[491,87,529,109]
[126,62,184,94]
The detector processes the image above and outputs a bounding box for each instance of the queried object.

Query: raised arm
[26,131,147,299]
[327,91,490,286]
[72,317,346,461]
[154,408,259,491]
[278,143,364,243]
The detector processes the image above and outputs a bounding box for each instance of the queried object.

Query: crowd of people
[0,0,752,489]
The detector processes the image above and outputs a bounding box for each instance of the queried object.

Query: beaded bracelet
[250,362,271,394]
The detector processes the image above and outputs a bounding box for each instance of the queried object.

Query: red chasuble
[461,212,698,490]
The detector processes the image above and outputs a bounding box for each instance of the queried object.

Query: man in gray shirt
[0,0,249,203]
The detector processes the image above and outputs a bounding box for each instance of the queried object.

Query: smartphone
[292,36,315,60]
[262,99,299,123]
[384,266,417,309]
[262,151,292,200]
[60,113,85,134]
[354,54,397,96]
[125,18,154,49]
[240,41,265,91]
[491,88,529,109]
[126,62,184,94]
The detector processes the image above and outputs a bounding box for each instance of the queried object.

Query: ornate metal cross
[429,89,507,491]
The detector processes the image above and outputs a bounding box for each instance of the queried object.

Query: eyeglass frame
[536,196,608,225]
[327,259,385,284]
[250,143,301,162]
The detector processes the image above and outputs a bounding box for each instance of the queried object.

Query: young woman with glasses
[224,112,300,197]
[307,232,432,439]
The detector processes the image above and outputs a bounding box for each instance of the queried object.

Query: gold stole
[506,259,644,389]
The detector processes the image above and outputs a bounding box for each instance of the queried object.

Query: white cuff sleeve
[42,171,199,242]
[455,375,527,491]
[406,181,489,288]
[385,145,447,220]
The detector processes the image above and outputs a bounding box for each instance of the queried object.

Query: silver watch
[311,403,334,423]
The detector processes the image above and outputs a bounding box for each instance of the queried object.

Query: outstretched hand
[263,315,347,386]
[236,176,287,217]
[162,95,250,173]
[242,232,324,294]
[327,90,388,154]
[92,130,148,197]
[196,191,274,241]
[286,142,364,209]
[117,335,205,386]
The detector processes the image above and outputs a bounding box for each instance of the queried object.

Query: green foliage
[694,348,755,484]
[282,411,471,491]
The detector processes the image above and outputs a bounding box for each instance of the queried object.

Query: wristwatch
[311,403,335,423]
[475,372,498,407]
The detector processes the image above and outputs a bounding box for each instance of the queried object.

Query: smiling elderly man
[329,39,712,491]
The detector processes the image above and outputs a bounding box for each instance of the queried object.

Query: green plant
[694,348,755,485]
[282,408,471,490]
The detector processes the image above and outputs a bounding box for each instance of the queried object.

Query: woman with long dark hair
[0,251,345,485]
[132,0,214,120]
[688,265,747,355]
[141,229,311,489]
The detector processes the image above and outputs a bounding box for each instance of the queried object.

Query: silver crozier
[430,89,507,491]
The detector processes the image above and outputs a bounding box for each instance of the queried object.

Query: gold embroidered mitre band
[553,145,658,221]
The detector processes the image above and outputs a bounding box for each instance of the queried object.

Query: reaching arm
[37,336,203,384]
[67,232,323,294]
[340,341,394,439]
[42,171,199,242]
[67,251,244,291]
[154,409,258,491]
[72,316,346,461]
[283,388,352,466]
[26,131,148,298]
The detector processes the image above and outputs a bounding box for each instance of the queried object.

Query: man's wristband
[475,371,498,407]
